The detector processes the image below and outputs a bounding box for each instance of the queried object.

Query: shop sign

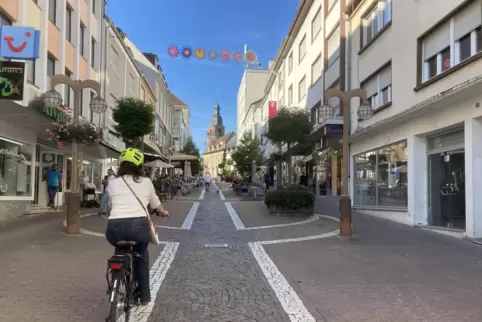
[323,124,343,136]
[0,61,25,101]
[0,26,40,60]
[268,101,277,118]
[35,104,73,123]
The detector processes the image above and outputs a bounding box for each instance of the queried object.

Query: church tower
[207,103,225,145]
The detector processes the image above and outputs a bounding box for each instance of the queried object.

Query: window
[47,55,56,89]
[92,0,96,14]
[311,55,322,84]
[298,76,306,101]
[288,85,293,106]
[80,24,86,56]
[298,35,306,62]
[49,0,57,24]
[362,0,392,46]
[110,46,119,72]
[327,26,340,66]
[422,1,482,82]
[477,27,482,52]
[311,7,322,41]
[66,6,72,42]
[354,141,407,208]
[362,63,392,110]
[26,60,36,85]
[288,52,293,74]
[0,12,12,26]
[64,69,72,108]
[140,86,146,101]
[278,66,284,90]
[91,38,96,69]
[0,137,34,197]
[89,91,95,122]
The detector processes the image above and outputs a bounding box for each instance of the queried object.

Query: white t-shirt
[105,175,116,192]
[203,174,212,183]
[108,175,161,219]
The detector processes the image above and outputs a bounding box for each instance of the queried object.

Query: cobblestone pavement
[0,210,164,322]
[147,192,294,322]
[265,212,482,322]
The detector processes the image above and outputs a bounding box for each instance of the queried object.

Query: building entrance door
[428,130,465,229]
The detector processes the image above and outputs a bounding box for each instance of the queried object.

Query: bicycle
[105,241,141,322]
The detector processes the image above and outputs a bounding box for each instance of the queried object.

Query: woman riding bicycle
[105,148,169,305]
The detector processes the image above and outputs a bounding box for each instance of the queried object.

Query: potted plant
[46,122,102,148]
[264,184,315,216]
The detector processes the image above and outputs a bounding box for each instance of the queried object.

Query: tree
[266,107,313,186]
[231,131,263,181]
[181,136,201,175]
[113,98,156,146]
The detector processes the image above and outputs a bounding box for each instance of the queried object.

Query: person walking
[100,169,115,216]
[203,172,212,191]
[46,164,61,208]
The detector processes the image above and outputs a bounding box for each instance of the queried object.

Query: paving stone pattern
[148,192,292,322]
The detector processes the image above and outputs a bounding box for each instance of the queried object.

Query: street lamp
[318,88,373,237]
[42,75,107,234]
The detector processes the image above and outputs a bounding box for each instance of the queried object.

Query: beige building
[203,132,236,177]
[0,0,110,219]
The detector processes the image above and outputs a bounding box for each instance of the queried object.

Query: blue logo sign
[0,26,40,60]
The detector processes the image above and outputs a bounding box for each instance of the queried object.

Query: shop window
[354,141,408,208]
[0,137,34,197]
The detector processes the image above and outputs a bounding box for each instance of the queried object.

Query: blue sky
[107,0,298,152]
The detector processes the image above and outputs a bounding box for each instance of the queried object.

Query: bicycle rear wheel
[108,275,129,322]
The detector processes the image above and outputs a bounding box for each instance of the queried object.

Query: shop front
[349,78,482,237]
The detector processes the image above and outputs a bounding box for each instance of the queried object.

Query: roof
[170,93,188,108]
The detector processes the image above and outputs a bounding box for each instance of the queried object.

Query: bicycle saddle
[116,241,137,246]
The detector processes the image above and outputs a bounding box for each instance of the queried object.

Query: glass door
[428,149,465,229]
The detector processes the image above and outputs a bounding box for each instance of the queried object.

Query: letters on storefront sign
[42,105,72,123]
[0,61,25,101]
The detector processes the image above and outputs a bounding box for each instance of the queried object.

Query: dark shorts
[177,186,182,190]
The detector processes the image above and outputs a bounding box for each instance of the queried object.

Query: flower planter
[268,206,313,217]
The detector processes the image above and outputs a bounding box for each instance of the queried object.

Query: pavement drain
[204,243,229,248]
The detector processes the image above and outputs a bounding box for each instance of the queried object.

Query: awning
[144,159,173,168]
[170,153,199,161]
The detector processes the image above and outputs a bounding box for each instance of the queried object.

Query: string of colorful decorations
[167,45,258,65]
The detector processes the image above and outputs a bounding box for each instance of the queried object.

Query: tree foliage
[181,136,201,175]
[266,107,313,148]
[113,98,156,142]
[266,107,313,185]
[231,131,263,181]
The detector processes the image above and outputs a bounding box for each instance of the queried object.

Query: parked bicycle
[105,241,141,322]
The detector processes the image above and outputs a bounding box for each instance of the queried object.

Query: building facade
[345,0,482,238]
[0,0,113,220]
[122,39,174,157]
[170,93,190,152]
[236,68,270,143]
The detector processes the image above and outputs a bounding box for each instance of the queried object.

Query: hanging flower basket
[46,122,102,148]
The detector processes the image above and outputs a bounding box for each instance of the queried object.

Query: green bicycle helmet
[119,148,144,166]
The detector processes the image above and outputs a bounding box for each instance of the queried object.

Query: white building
[345,0,482,238]
[236,68,270,142]
[170,93,190,152]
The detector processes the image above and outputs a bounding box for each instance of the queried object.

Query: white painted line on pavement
[258,230,340,245]
[180,202,199,229]
[212,182,226,200]
[225,202,245,229]
[241,214,321,230]
[249,242,316,321]
[129,242,180,322]
[199,189,205,200]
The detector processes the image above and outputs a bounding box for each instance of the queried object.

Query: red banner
[268,101,277,118]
